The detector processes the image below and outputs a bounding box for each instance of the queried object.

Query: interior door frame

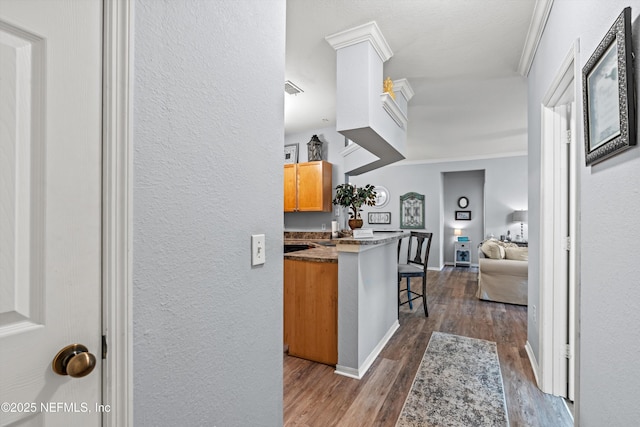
[538,40,579,401]
[102,0,133,425]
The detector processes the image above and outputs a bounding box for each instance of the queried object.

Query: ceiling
[284,0,538,162]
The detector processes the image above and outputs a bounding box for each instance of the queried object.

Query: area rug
[396,332,509,427]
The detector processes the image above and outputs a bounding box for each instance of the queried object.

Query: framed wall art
[582,7,636,166]
[284,144,299,164]
[368,211,391,224]
[455,210,471,221]
[400,192,424,229]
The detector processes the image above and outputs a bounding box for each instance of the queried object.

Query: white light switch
[251,234,265,266]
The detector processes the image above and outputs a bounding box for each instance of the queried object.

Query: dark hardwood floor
[283,266,574,426]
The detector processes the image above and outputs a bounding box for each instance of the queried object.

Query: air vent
[284,80,303,95]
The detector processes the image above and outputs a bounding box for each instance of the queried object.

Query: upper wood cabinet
[284,161,332,212]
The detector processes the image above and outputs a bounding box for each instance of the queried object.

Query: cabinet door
[297,161,332,212]
[284,259,337,365]
[284,163,297,212]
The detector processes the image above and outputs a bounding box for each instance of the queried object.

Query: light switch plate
[251,234,265,266]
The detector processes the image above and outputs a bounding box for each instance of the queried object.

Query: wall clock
[457,196,469,209]
[374,186,389,208]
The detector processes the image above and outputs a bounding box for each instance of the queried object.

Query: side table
[454,241,472,267]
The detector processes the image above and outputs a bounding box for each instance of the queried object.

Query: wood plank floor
[283,266,574,427]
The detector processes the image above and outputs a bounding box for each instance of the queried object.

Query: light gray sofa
[476,240,528,306]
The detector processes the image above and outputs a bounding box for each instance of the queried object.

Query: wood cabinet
[284,161,332,212]
[284,259,337,365]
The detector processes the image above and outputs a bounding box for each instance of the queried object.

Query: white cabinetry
[454,241,472,267]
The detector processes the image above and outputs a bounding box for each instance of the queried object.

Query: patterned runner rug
[396,332,509,427]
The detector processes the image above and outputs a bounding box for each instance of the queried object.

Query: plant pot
[348,219,363,230]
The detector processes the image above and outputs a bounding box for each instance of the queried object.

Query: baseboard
[441,263,478,269]
[335,320,400,380]
[525,340,541,388]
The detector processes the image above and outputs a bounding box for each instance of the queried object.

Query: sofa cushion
[481,240,505,259]
[505,247,528,261]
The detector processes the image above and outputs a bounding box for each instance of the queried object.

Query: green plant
[332,183,377,219]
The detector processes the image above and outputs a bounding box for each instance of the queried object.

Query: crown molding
[393,151,528,166]
[518,0,554,76]
[392,78,415,101]
[380,93,408,129]
[325,21,393,62]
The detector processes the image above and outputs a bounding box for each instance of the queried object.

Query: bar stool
[397,231,433,317]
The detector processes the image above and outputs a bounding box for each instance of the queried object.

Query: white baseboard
[335,320,399,380]
[525,340,541,388]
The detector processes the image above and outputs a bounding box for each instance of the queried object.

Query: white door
[0,0,102,425]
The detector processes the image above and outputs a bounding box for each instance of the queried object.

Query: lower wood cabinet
[283,259,337,365]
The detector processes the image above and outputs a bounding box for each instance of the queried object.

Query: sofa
[476,239,528,305]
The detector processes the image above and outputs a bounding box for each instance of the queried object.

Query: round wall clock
[457,196,469,209]
[374,186,389,208]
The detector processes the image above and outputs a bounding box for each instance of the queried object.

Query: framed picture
[368,212,391,224]
[284,144,299,164]
[582,7,636,166]
[455,210,471,221]
[400,192,424,229]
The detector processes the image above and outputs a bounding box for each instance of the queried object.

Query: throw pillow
[505,247,528,261]
[481,240,505,259]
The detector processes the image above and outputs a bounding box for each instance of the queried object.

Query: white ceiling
[285,0,538,162]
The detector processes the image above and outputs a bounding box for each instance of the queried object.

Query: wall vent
[284,80,303,95]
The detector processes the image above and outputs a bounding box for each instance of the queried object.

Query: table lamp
[512,210,528,241]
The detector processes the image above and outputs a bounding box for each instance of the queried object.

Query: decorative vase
[348,219,363,230]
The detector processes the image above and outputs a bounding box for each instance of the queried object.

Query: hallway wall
[132,1,285,425]
[528,1,640,424]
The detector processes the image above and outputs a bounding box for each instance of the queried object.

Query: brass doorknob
[52,344,96,378]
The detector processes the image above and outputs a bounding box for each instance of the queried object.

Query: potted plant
[332,183,377,229]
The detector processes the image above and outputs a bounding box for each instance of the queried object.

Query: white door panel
[0,0,102,425]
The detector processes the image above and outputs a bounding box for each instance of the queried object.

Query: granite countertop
[334,230,409,246]
[284,245,338,263]
[283,230,409,263]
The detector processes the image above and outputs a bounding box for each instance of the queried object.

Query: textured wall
[133,1,285,425]
[528,1,640,424]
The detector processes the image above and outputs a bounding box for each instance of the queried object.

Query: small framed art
[368,212,391,224]
[455,211,471,221]
[284,144,299,164]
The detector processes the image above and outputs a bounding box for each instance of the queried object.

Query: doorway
[539,41,579,403]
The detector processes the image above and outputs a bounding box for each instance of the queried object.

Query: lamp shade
[512,210,528,223]
[454,229,462,236]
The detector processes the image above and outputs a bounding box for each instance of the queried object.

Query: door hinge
[565,129,572,144]
[563,236,571,251]
[102,335,108,359]
[564,344,572,359]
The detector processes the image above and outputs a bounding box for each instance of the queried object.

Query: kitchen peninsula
[284,230,408,379]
